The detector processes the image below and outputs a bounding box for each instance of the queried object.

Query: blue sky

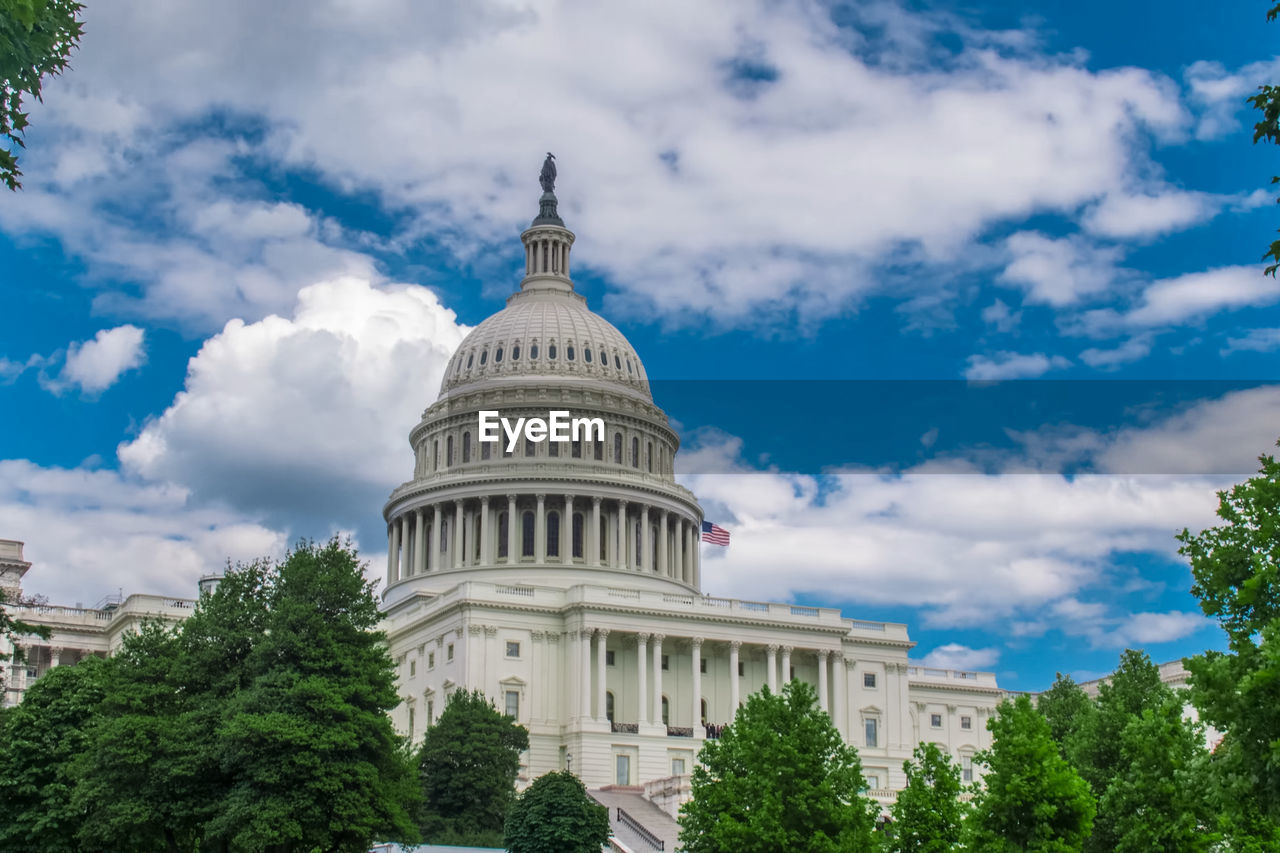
[2,0,1279,689]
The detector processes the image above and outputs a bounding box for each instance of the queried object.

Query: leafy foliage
[969,694,1095,853]
[0,0,85,190]
[0,656,106,853]
[0,584,52,686]
[1035,673,1093,761]
[417,687,530,845]
[1180,448,1280,827]
[888,741,966,853]
[1253,5,1280,273]
[678,680,880,853]
[503,770,610,853]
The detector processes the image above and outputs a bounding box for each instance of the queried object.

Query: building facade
[378,180,1002,802]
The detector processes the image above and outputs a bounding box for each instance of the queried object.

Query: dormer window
[615,355,622,369]
[549,344,557,360]
[584,347,592,363]
[567,345,575,361]
[512,345,521,361]
[480,349,488,366]
[530,343,539,359]
[466,353,474,368]
[495,347,504,363]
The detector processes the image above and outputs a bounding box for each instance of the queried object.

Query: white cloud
[117,276,469,526]
[0,460,287,604]
[1082,190,1214,240]
[50,325,147,394]
[964,351,1070,380]
[981,298,1020,333]
[999,232,1123,306]
[917,643,1000,671]
[0,0,1195,329]
[1079,266,1280,334]
[1186,58,1280,140]
[1078,334,1153,369]
[1223,327,1280,354]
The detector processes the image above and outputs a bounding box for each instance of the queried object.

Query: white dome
[440,288,651,398]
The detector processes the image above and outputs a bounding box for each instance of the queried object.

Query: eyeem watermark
[478,410,606,453]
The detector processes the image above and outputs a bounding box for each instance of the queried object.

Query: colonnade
[574,629,846,734]
[386,494,701,588]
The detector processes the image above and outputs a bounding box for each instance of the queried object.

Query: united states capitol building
[5,167,1002,823]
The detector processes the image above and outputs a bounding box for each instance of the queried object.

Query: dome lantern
[520,153,575,294]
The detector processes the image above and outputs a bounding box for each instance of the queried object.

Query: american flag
[700,521,731,546]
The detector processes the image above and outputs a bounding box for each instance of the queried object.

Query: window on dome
[571,438,581,458]
[524,437,536,457]
[497,511,509,559]
[549,344,557,360]
[462,432,471,463]
[548,440,558,458]
[626,359,633,374]
[631,437,640,468]
[495,347,503,363]
[481,442,490,460]
[546,511,560,557]
[615,355,622,369]
[599,515,608,561]
[613,433,623,464]
[651,525,658,568]
[567,345,575,361]
[647,441,653,473]
[433,440,439,469]
[446,436,453,467]
[521,511,535,557]
[531,343,539,359]
[594,442,603,461]
[512,345,520,361]
[440,520,448,552]
[480,349,488,365]
[466,353,473,368]
[635,523,642,567]
[584,347,592,363]
[572,513,584,558]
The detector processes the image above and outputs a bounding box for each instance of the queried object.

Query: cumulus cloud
[51,325,147,394]
[963,351,1070,380]
[0,459,287,604]
[117,276,469,527]
[1078,266,1280,334]
[1186,57,1280,140]
[1078,334,1153,370]
[980,298,1020,333]
[1222,327,1280,354]
[917,643,1000,671]
[0,0,1199,330]
[1080,188,1268,240]
[998,233,1123,306]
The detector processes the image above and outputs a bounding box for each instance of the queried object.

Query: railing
[616,807,664,851]
[611,721,639,734]
[790,605,819,617]
[850,620,887,632]
[666,726,693,737]
[737,601,769,612]
[494,584,534,597]
[607,587,641,600]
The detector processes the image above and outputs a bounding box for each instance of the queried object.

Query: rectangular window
[505,690,519,719]
[962,755,973,783]
[931,713,943,728]
[865,718,878,748]
[700,658,707,674]
[671,758,686,775]
[615,754,631,786]
[865,772,880,790]
[863,672,876,689]
[427,699,434,726]
[606,650,616,666]
[506,641,521,658]
[428,652,435,669]
[408,707,415,738]
[961,715,972,730]
[661,654,669,671]
[738,662,744,677]
[409,661,416,677]
[447,643,454,662]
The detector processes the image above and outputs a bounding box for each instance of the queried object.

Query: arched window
[631,437,640,468]
[473,514,481,561]
[599,514,608,561]
[613,433,623,464]
[531,343,539,359]
[606,691,615,723]
[497,511,509,559]
[512,344,521,361]
[524,437,536,457]
[567,345,575,362]
[647,441,653,473]
[521,511,535,557]
[661,695,670,726]
[480,349,488,365]
[466,352,474,368]
[572,438,582,458]
[462,432,471,463]
[440,520,448,552]
[495,346,503,363]
[546,511,560,558]
[594,441,603,461]
[635,522,642,567]
[481,442,491,461]
[626,359,633,374]
[651,525,658,569]
[433,440,439,469]
[615,354,622,370]
[548,439,558,458]
[572,513,584,558]
[446,436,453,466]
[549,343,558,360]
[584,347,592,363]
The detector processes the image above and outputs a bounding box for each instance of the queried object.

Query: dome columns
[519,223,576,294]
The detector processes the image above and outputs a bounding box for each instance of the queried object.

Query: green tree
[1254,4,1280,274]
[503,770,610,853]
[0,0,85,190]
[0,585,51,687]
[417,687,530,846]
[1035,673,1093,761]
[0,656,107,853]
[888,741,966,853]
[1179,448,1280,836]
[210,539,420,853]
[1098,695,1215,853]
[969,694,1095,853]
[678,680,880,853]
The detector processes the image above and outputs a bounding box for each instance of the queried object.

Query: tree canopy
[503,770,610,853]
[678,679,880,853]
[417,687,530,846]
[888,741,966,853]
[0,0,85,190]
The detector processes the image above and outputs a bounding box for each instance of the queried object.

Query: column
[580,629,592,718]
[658,512,669,577]
[674,520,684,582]
[50,647,63,668]
[506,495,517,563]
[640,505,650,571]
[562,495,573,562]
[817,650,829,712]
[617,500,629,570]
[429,505,440,572]
[462,506,472,567]
[636,633,649,724]
[596,629,609,723]
[386,522,396,586]
[453,500,464,569]
[833,653,847,739]
[535,494,546,562]
[688,523,699,588]
[781,647,792,686]
[414,508,426,576]
[652,635,665,726]
[590,497,602,567]
[479,497,491,565]
[729,641,741,717]
[691,638,703,728]
[390,517,402,583]
[766,644,778,693]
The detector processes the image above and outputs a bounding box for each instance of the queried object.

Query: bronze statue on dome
[539,152,556,193]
